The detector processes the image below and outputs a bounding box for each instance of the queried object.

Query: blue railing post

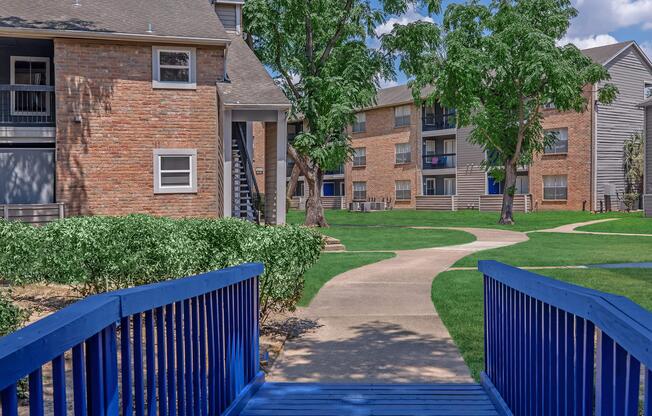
[0,263,264,416]
[480,261,652,416]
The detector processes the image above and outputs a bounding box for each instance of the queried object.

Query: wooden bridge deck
[238,383,501,415]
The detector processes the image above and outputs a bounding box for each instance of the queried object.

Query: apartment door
[425,178,436,196]
[443,139,455,168]
[322,182,335,197]
[444,177,456,196]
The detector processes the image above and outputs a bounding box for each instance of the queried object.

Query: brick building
[0,0,289,224]
[283,41,652,212]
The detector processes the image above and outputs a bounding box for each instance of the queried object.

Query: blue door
[487,176,503,195]
[323,182,335,196]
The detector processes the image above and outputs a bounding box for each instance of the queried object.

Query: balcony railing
[0,85,55,126]
[324,165,345,176]
[422,112,456,131]
[423,153,456,170]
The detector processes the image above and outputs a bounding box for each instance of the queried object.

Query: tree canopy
[383,0,618,223]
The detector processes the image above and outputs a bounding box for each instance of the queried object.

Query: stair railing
[234,124,262,223]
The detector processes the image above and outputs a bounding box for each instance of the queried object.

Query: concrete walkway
[268,228,528,383]
[535,218,652,237]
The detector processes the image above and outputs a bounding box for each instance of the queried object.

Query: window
[353,147,366,167]
[352,113,366,133]
[543,175,567,200]
[544,129,569,154]
[444,177,456,196]
[395,143,411,164]
[152,47,196,89]
[394,105,411,127]
[395,180,411,200]
[353,181,367,201]
[10,56,50,116]
[645,82,652,99]
[154,149,197,193]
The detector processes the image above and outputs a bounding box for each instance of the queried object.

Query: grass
[454,232,652,268]
[299,252,395,307]
[576,213,652,235]
[432,268,652,381]
[320,226,475,251]
[287,209,631,232]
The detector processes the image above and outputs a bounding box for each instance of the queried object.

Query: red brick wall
[346,104,420,208]
[54,39,225,217]
[529,88,594,211]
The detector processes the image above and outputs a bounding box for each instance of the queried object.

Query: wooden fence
[480,261,652,416]
[0,263,263,416]
[479,194,532,213]
[415,195,456,211]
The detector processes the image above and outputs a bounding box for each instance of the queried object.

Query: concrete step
[322,236,346,252]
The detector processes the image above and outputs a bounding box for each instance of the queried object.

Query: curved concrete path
[535,218,652,237]
[268,228,528,383]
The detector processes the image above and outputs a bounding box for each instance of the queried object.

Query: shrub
[0,216,323,318]
[0,291,27,337]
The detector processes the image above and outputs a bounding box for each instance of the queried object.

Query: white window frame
[543,175,567,201]
[395,180,412,200]
[645,82,652,100]
[544,128,569,154]
[10,56,51,116]
[395,143,411,164]
[352,112,366,133]
[152,47,197,90]
[443,177,456,196]
[353,181,367,201]
[153,149,197,194]
[353,147,366,167]
[394,105,411,127]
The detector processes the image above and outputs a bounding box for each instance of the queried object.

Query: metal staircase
[232,122,262,223]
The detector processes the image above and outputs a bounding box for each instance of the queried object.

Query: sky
[374,0,652,88]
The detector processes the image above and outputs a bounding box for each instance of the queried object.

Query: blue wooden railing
[480,261,652,416]
[0,263,264,416]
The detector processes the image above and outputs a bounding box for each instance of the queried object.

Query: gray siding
[216,4,237,31]
[646,107,652,194]
[0,148,55,204]
[455,126,486,209]
[596,47,652,206]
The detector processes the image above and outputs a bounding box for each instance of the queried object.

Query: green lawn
[454,232,652,268]
[300,252,395,306]
[432,268,652,381]
[288,209,630,232]
[320,226,475,251]
[576,213,652,235]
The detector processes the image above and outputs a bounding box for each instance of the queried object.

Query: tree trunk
[499,162,518,225]
[304,169,328,227]
[286,164,301,200]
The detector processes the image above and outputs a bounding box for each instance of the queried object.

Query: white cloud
[559,34,619,50]
[375,5,434,37]
[641,41,652,60]
[569,0,652,37]
[379,78,399,89]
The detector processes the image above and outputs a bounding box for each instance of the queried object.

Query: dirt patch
[260,313,320,373]
[7,284,80,325]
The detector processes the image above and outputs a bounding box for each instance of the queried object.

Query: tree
[244,0,440,227]
[622,132,644,211]
[383,0,618,224]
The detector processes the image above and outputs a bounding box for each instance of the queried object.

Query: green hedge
[0,215,323,319]
[0,291,26,337]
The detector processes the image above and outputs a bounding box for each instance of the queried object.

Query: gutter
[0,27,231,46]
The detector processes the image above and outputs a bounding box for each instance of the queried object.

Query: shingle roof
[580,41,634,65]
[367,84,434,110]
[217,35,290,108]
[0,0,229,43]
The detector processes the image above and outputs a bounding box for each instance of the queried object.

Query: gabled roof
[365,84,434,110]
[217,35,290,108]
[0,0,229,45]
[581,41,635,65]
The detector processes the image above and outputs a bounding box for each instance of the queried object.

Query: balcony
[423,153,456,170]
[324,165,344,176]
[0,85,55,127]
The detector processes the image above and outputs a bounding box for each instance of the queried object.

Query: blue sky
[373,0,652,87]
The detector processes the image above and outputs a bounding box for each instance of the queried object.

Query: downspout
[592,83,598,211]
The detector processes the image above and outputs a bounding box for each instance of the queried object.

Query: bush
[0,291,27,337]
[0,216,323,319]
